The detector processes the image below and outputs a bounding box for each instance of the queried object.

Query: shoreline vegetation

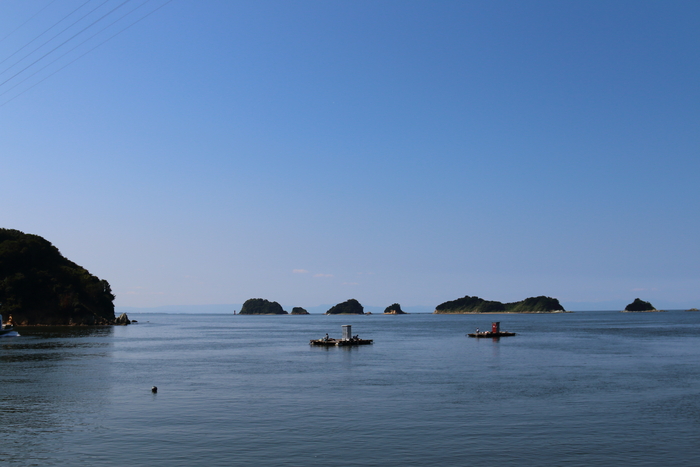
[437,310,570,314]
[239,298,287,315]
[325,299,364,315]
[384,303,406,314]
[433,295,567,314]
[621,298,660,312]
[0,229,116,325]
[2,229,694,324]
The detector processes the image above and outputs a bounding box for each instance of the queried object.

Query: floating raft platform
[467,331,516,338]
[310,324,373,346]
[310,337,373,346]
[467,321,516,338]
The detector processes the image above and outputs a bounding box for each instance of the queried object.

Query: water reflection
[13,325,114,339]
[0,326,113,363]
[0,325,114,464]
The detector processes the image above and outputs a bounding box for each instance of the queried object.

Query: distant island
[622,298,658,312]
[239,298,287,314]
[325,299,364,315]
[434,295,566,314]
[0,228,116,325]
[291,307,309,315]
[384,303,407,314]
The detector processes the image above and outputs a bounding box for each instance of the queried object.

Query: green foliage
[0,228,115,325]
[291,307,309,315]
[624,298,655,311]
[505,296,564,312]
[435,295,505,313]
[239,298,287,314]
[384,303,406,314]
[435,295,564,313]
[325,299,364,315]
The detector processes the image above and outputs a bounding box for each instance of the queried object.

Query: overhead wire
[0,0,115,80]
[0,0,135,91]
[0,0,174,108]
[0,0,154,100]
[0,0,92,68]
[0,0,58,45]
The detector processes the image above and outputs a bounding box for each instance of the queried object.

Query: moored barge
[310,325,373,346]
[467,322,516,338]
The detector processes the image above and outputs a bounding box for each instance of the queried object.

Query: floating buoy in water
[151,386,158,393]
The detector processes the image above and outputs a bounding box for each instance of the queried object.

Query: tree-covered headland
[0,229,116,325]
[434,295,565,313]
[239,298,287,314]
[383,303,406,314]
[325,299,364,314]
[623,298,656,312]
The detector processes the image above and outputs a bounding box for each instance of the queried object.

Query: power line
[0,0,58,45]
[0,0,113,80]
[0,0,154,100]
[0,0,174,108]
[0,0,92,68]
[0,0,133,89]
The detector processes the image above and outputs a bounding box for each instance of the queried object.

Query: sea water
[1,311,700,466]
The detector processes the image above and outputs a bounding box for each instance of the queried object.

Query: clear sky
[1,0,699,311]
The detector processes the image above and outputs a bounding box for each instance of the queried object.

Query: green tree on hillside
[0,229,115,325]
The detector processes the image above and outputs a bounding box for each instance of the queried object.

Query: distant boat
[467,322,515,338]
[467,330,516,338]
[0,314,19,337]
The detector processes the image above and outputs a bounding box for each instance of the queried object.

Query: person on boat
[325,333,329,341]
[476,328,479,334]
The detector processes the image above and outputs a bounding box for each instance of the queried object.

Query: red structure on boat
[468,322,516,338]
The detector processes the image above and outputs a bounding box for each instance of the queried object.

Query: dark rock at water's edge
[623,298,657,312]
[239,298,287,315]
[384,303,407,314]
[687,308,699,312]
[115,313,131,325]
[434,295,565,313]
[0,228,116,325]
[325,299,364,315]
[291,307,309,315]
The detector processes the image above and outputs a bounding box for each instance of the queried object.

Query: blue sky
[1,0,699,311]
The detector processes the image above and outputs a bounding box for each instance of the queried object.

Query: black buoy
[151,386,158,393]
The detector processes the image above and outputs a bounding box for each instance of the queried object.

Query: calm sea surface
[2,311,700,466]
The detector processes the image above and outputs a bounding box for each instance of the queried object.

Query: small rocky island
[623,298,658,312]
[239,298,288,314]
[0,228,116,325]
[291,307,309,315]
[325,299,364,315]
[383,303,407,314]
[434,295,565,314]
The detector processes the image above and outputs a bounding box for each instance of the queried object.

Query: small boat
[467,321,515,338]
[0,314,20,338]
[467,331,516,338]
